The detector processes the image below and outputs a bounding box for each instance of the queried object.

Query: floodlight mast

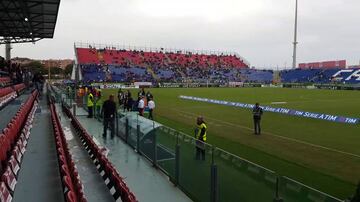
[292,0,298,69]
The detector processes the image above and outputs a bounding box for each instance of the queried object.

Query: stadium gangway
[57,88,345,202]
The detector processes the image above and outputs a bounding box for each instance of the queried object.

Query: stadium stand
[280,68,360,84]
[76,48,249,69]
[76,46,360,84]
[0,90,38,201]
[74,46,279,84]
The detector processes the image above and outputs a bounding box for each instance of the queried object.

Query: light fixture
[24,17,28,22]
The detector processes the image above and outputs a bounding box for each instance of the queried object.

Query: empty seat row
[12,84,26,93]
[62,103,137,202]
[0,90,39,202]
[0,84,27,109]
[0,87,17,109]
[49,99,86,202]
[0,77,11,87]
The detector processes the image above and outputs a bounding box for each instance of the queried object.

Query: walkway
[13,98,65,202]
[55,104,115,202]
[75,110,191,202]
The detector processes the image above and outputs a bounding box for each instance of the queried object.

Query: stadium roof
[0,0,60,44]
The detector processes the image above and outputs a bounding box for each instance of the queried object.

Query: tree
[64,64,73,78]
[27,61,46,74]
[50,66,63,74]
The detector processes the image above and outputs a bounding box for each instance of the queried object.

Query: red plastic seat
[2,166,17,192]
[12,146,22,164]
[63,176,75,193]
[8,156,20,176]
[17,140,26,155]
[0,181,13,202]
[66,191,77,202]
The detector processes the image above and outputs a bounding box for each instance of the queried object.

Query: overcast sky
[1,0,360,68]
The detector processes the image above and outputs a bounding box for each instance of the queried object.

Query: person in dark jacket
[101,95,117,138]
[252,103,263,135]
[32,72,44,94]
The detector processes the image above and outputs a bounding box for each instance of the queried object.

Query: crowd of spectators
[77,47,278,84]
[0,56,31,85]
[80,63,274,84]
[77,47,249,69]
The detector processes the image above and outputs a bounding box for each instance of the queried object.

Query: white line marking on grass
[171,108,360,159]
[271,102,287,105]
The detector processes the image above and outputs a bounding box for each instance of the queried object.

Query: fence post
[136,124,140,154]
[273,177,283,202]
[174,133,180,186]
[210,146,218,202]
[72,103,76,116]
[153,121,157,168]
[115,114,119,137]
[125,118,129,143]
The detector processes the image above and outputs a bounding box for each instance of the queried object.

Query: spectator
[148,98,155,120]
[126,95,133,112]
[195,116,207,161]
[252,103,263,135]
[117,88,124,106]
[101,95,117,138]
[146,91,153,102]
[87,90,94,118]
[32,71,45,95]
[138,88,145,98]
[138,96,145,116]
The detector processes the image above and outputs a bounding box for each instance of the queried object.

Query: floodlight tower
[292,0,299,69]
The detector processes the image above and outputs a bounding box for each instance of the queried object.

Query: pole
[5,41,11,61]
[292,0,299,69]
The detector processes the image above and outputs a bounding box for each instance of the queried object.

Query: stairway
[146,66,159,81]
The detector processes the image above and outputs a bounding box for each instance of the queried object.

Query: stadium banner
[179,95,359,124]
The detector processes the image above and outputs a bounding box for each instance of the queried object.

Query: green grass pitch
[100,87,360,199]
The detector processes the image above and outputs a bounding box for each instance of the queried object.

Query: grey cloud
[1,0,359,68]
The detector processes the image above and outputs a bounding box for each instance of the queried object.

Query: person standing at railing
[195,116,207,160]
[138,96,145,116]
[148,98,155,120]
[102,94,117,138]
[95,87,102,118]
[87,91,94,118]
[252,103,263,135]
[117,88,124,108]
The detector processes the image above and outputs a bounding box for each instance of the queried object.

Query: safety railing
[113,112,342,202]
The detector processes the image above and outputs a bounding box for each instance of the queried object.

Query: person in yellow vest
[87,91,94,118]
[195,116,207,160]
